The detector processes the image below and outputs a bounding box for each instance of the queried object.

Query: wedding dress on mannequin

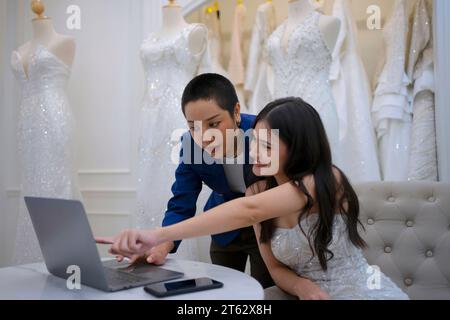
[245,1,277,114]
[329,0,380,183]
[266,0,341,163]
[137,3,210,259]
[10,13,80,265]
[407,0,437,181]
[372,0,412,181]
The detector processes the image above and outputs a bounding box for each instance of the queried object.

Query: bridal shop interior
[0,0,449,299]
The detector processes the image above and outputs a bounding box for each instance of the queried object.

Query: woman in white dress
[99,97,408,300]
[329,0,381,183]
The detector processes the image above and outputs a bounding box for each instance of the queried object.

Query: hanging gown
[372,0,412,181]
[10,45,81,265]
[329,0,381,183]
[202,8,227,77]
[138,24,210,259]
[244,2,277,115]
[228,3,248,111]
[407,0,437,181]
[266,11,340,162]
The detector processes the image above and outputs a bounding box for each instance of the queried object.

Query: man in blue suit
[145,74,274,288]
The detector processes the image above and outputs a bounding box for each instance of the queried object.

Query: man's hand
[144,242,174,265]
[294,277,331,300]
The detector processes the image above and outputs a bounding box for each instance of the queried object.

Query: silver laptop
[24,197,184,292]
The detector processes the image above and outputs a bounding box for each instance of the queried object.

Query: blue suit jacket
[162,114,257,252]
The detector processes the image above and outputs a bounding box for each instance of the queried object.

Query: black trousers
[209,227,275,289]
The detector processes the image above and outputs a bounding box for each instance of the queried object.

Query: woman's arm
[96,181,307,260]
[156,180,307,244]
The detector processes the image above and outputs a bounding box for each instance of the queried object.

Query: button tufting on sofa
[406,220,414,227]
[404,278,413,286]
[356,182,450,300]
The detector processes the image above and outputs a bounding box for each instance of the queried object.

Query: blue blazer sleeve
[162,140,202,253]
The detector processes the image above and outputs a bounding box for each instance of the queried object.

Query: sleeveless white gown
[266,11,340,163]
[137,24,210,259]
[10,45,80,265]
[271,214,409,300]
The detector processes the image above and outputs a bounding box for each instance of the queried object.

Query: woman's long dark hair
[253,97,366,271]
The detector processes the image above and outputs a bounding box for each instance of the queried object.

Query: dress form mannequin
[16,0,75,77]
[159,0,207,55]
[283,0,340,54]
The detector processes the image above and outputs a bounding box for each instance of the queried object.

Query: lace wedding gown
[271,214,409,300]
[266,11,340,163]
[372,0,412,181]
[407,0,437,181]
[10,44,80,265]
[330,0,381,183]
[137,24,210,259]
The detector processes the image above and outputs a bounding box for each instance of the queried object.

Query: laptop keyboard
[104,268,145,286]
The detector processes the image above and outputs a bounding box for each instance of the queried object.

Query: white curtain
[0,0,211,267]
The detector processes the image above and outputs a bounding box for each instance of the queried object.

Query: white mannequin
[158,0,207,56]
[282,0,341,54]
[16,1,75,77]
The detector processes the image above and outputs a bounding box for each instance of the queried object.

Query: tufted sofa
[356,182,450,300]
[264,182,450,300]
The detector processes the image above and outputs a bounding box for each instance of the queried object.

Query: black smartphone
[144,277,224,298]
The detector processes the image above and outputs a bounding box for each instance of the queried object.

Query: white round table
[0,259,264,300]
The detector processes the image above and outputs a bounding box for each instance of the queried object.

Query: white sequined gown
[10,45,80,265]
[137,24,210,258]
[266,11,340,163]
[271,214,409,300]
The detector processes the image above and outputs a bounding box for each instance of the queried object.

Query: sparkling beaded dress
[271,214,409,300]
[10,45,80,265]
[266,11,340,163]
[137,24,210,254]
